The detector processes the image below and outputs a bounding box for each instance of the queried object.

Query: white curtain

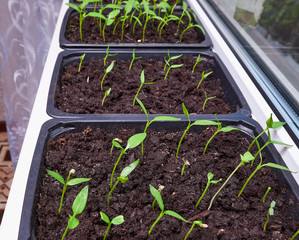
[0,0,62,167]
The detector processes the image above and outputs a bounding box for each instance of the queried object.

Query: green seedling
[101,61,115,91]
[208,151,255,210]
[238,130,294,197]
[263,200,276,231]
[176,103,220,158]
[180,22,205,42]
[152,184,164,210]
[164,60,184,81]
[163,50,183,71]
[197,70,213,89]
[203,114,240,155]
[46,169,91,214]
[196,172,222,208]
[184,220,208,240]
[158,14,180,38]
[102,88,111,106]
[129,48,142,71]
[132,70,155,106]
[192,54,203,73]
[66,0,96,42]
[248,113,286,166]
[61,186,89,240]
[136,98,180,155]
[110,133,146,189]
[100,212,124,240]
[148,185,189,237]
[202,91,216,111]
[262,187,271,203]
[78,53,86,72]
[107,159,139,206]
[290,230,299,240]
[176,2,189,32]
[110,138,122,154]
[104,46,118,66]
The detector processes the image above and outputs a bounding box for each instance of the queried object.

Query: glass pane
[209,0,299,105]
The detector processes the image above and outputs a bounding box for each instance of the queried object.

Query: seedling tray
[19,118,299,239]
[47,49,250,119]
[60,7,212,49]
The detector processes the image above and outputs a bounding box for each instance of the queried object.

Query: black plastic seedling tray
[47,49,251,119]
[19,117,299,239]
[60,7,212,49]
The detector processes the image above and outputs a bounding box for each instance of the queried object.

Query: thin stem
[203,129,220,155]
[141,123,149,155]
[152,199,156,210]
[103,223,112,240]
[164,66,171,80]
[208,162,243,210]
[247,129,267,152]
[61,225,69,240]
[133,84,143,106]
[148,212,164,237]
[59,171,72,214]
[110,150,125,189]
[107,179,120,206]
[184,222,195,240]
[238,164,260,197]
[101,72,107,91]
[263,187,271,203]
[263,209,270,231]
[181,162,187,176]
[196,182,210,208]
[290,230,299,240]
[176,125,190,157]
[143,17,150,42]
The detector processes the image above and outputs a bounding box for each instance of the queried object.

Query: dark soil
[35,125,298,239]
[55,56,236,114]
[65,11,205,44]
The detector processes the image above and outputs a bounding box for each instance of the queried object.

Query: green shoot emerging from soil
[208,151,255,210]
[176,103,220,158]
[104,46,118,66]
[192,54,203,73]
[61,185,89,240]
[136,97,180,155]
[203,114,240,155]
[196,172,221,208]
[264,200,276,231]
[202,91,216,111]
[129,48,142,71]
[102,88,111,106]
[197,71,213,89]
[290,230,299,240]
[152,184,164,211]
[263,187,271,203]
[184,220,208,240]
[100,212,124,240]
[78,53,86,72]
[46,169,91,214]
[107,159,139,206]
[180,22,205,42]
[101,61,114,91]
[163,51,183,71]
[133,70,155,106]
[148,185,189,237]
[237,132,294,197]
[164,60,184,81]
[110,133,146,189]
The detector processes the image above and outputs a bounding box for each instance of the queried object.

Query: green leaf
[270,200,276,208]
[126,133,147,150]
[111,215,125,225]
[211,179,222,184]
[100,211,110,224]
[269,208,274,215]
[220,127,240,133]
[207,172,214,181]
[106,61,115,73]
[120,159,140,177]
[140,70,145,84]
[270,140,293,147]
[105,88,111,96]
[164,210,189,223]
[263,163,296,173]
[104,4,123,9]
[157,2,171,9]
[240,151,255,163]
[170,54,183,61]
[152,116,181,122]
[272,121,285,129]
[125,0,134,14]
[68,215,79,230]
[182,103,189,119]
[182,1,188,11]
[67,178,91,186]
[112,140,123,150]
[108,10,120,20]
[66,3,81,13]
[193,24,205,35]
[193,220,203,226]
[46,169,65,185]
[72,185,89,215]
[203,71,213,78]
[192,120,220,126]
[136,98,149,119]
[171,64,184,69]
[266,114,273,129]
[149,185,164,212]
[87,12,107,20]
[117,176,129,183]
